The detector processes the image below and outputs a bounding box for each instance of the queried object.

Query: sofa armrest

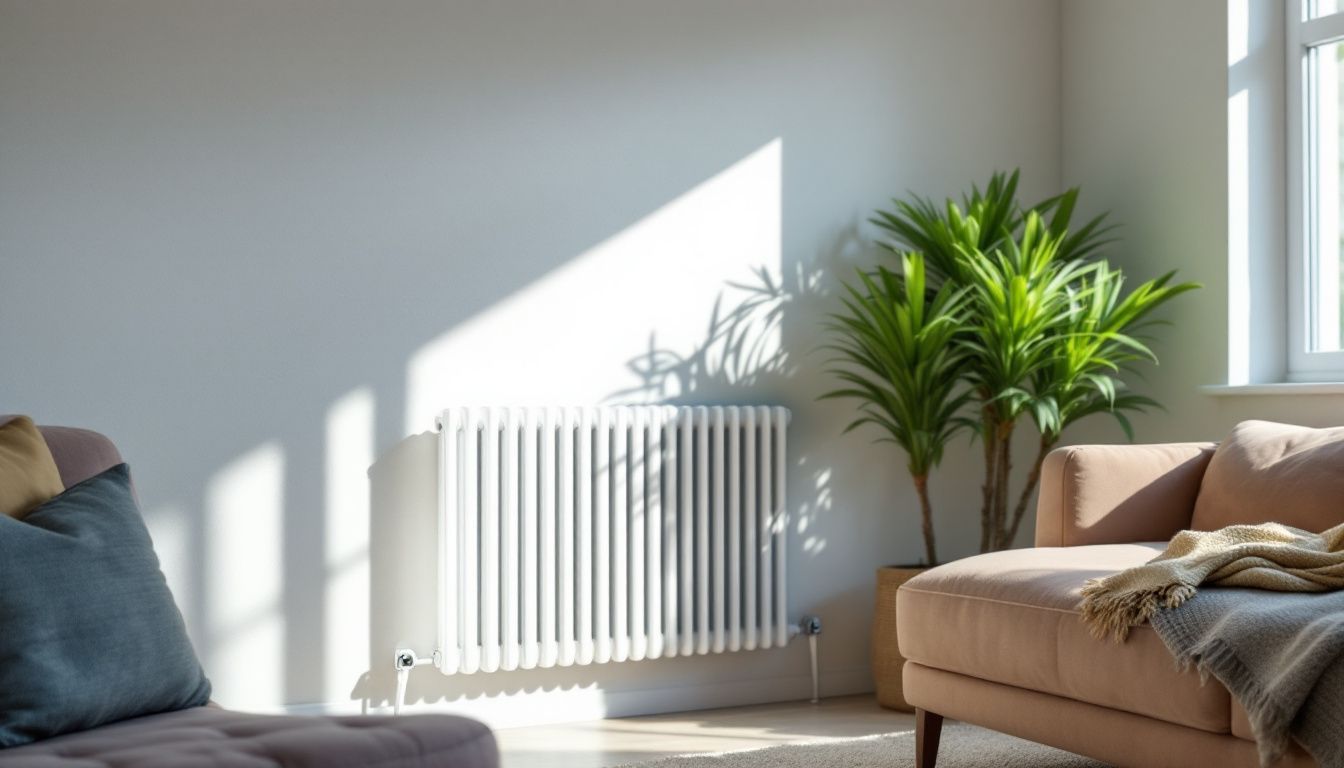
[1034,442,1216,547]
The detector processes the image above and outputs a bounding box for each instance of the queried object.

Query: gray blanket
[1151,588,1344,767]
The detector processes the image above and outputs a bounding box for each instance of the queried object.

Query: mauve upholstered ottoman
[0,706,498,768]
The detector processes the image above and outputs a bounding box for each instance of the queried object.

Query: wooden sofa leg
[916,708,943,768]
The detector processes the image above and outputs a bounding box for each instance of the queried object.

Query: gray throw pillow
[0,463,211,748]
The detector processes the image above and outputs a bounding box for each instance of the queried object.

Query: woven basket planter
[872,565,928,711]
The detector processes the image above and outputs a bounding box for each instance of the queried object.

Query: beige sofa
[896,441,1316,768]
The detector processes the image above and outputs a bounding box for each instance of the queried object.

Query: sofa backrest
[1035,442,1216,547]
[37,426,123,489]
[1192,420,1344,533]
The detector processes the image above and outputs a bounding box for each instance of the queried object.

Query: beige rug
[617,723,1111,767]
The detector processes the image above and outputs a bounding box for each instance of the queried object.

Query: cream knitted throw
[1080,521,1344,642]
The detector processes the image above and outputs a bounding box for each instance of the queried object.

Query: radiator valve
[800,614,822,635]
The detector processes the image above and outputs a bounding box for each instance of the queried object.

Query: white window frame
[1287,0,1344,380]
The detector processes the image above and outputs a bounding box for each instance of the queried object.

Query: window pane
[1310,41,1344,351]
[1310,1,1341,19]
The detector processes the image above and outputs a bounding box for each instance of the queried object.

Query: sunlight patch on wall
[205,442,286,708]
[405,139,783,431]
[1228,87,1251,386]
[325,387,375,701]
[144,503,193,630]
[1229,0,1249,67]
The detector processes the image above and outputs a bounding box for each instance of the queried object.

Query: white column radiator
[432,405,791,677]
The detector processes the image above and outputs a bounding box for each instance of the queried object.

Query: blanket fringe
[1170,638,1296,768]
[1079,579,1195,642]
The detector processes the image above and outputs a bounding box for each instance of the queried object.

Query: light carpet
[616,723,1111,768]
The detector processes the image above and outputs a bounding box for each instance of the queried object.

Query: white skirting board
[282,665,873,730]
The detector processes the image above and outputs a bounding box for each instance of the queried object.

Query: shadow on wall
[141,134,801,716]
[355,218,876,721]
[608,257,846,562]
[611,264,813,403]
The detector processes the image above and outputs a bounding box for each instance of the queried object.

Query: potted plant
[871,171,1198,553]
[824,171,1198,710]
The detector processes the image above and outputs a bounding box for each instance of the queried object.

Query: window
[1288,1,1344,379]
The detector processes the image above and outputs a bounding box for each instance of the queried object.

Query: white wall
[0,0,1061,724]
[1060,0,1344,452]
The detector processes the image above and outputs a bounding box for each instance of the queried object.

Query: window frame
[1286,0,1344,380]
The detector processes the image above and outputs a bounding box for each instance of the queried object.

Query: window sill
[1201,382,1344,396]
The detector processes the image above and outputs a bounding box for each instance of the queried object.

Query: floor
[495,694,914,768]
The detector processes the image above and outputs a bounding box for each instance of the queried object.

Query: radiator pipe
[796,615,822,703]
[393,648,433,715]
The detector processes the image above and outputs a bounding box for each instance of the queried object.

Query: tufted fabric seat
[0,706,498,768]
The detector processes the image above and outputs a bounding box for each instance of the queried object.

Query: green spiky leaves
[822,253,972,479]
[826,170,1200,556]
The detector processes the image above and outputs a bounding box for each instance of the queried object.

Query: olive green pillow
[0,416,63,519]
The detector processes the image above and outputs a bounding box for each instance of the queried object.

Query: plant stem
[1005,434,1056,548]
[913,473,938,566]
[992,420,1014,549]
[978,405,998,553]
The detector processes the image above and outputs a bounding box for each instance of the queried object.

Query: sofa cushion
[0,464,210,748]
[0,416,65,519]
[1192,420,1344,533]
[0,706,499,768]
[896,544,1231,733]
[36,426,123,490]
